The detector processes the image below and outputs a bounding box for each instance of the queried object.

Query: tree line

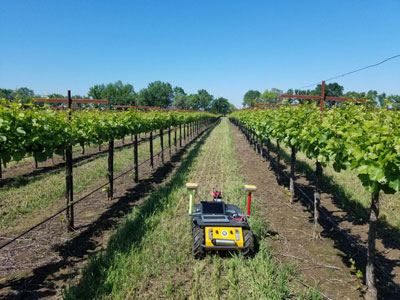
[0,80,235,115]
[243,83,400,108]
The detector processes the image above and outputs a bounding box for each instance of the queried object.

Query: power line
[297,54,400,90]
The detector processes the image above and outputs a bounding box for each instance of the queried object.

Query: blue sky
[1,0,399,107]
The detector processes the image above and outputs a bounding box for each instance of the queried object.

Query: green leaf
[389,178,400,192]
[17,127,26,135]
[357,164,369,174]
[368,165,386,183]
[13,150,26,161]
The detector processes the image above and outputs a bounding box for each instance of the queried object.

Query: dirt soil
[229,121,400,300]
[0,127,210,300]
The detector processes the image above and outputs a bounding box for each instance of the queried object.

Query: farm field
[2,2,400,299]
[63,117,325,300]
[1,116,399,300]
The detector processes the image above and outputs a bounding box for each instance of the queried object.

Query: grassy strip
[0,129,182,228]
[64,119,321,300]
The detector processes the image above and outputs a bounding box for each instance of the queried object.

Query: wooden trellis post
[65,91,74,231]
[290,146,296,204]
[134,134,139,183]
[150,132,154,168]
[160,128,164,163]
[179,125,182,147]
[168,126,171,156]
[174,126,177,149]
[108,139,114,200]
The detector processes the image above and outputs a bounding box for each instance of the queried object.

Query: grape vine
[0,101,216,167]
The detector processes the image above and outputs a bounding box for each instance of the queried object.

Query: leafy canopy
[137,81,173,108]
[243,90,261,107]
[210,97,233,115]
[88,80,136,106]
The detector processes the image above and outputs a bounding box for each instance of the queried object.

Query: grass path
[64,118,321,300]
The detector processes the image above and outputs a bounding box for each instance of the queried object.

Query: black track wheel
[242,229,254,257]
[191,220,197,232]
[192,226,205,259]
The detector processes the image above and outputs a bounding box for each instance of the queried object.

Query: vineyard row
[229,104,400,298]
[0,102,217,168]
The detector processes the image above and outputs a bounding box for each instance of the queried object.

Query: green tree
[71,95,85,99]
[243,90,261,107]
[259,88,282,104]
[187,94,201,110]
[0,89,16,101]
[47,93,65,99]
[105,81,135,106]
[137,81,173,108]
[259,90,276,103]
[366,90,378,103]
[286,88,294,95]
[16,87,34,96]
[173,94,190,110]
[313,83,344,97]
[173,86,186,97]
[14,87,35,104]
[271,88,283,97]
[210,97,232,115]
[197,89,213,110]
[172,86,188,109]
[88,84,106,100]
[88,81,136,107]
[344,91,365,99]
